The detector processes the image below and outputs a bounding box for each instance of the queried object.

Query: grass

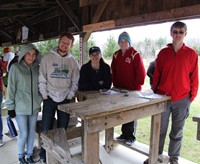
[115,76,200,163]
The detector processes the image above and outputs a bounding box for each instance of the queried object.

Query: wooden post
[193,115,200,140]
[149,113,161,164]
[79,33,88,65]
[83,120,99,164]
[105,128,114,152]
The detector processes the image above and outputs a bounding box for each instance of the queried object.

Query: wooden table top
[58,90,171,120]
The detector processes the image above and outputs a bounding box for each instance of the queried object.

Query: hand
[8,110,16,118]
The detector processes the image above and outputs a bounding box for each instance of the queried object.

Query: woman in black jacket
[78,46,112,91]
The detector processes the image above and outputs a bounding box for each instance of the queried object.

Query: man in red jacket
[152,21,198,164]
[111,31,146,145]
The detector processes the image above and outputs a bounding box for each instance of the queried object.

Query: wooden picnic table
[58,90,171,164]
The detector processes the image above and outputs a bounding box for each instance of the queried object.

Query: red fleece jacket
[111,47,146,91]
[153,43,199,102]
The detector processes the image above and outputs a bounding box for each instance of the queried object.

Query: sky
[79,18,200,50]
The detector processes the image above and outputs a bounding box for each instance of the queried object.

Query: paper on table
[100,89,120,95]
[137,92,164,99]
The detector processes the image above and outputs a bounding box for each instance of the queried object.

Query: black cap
[89,46,101,55]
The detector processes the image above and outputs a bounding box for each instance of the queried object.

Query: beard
[58,47,68,56]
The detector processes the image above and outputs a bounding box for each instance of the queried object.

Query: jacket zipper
[172,47,176,98]
[30,68,33,115]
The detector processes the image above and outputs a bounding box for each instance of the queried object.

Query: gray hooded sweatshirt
[39,47,80,102]
[5,44,42,115]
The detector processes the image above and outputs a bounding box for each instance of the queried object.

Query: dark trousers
[121,120,137,140]
[39,97,70,160]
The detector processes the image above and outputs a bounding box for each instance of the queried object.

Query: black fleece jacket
[78,60,112,91]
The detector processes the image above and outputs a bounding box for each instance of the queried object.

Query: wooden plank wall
[83,0,200,27]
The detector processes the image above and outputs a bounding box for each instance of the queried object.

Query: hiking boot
[169,157,179,164]
[0,139,4,147]
[19,157,28,164]
[27,156,34,164]
[116,134,127,142]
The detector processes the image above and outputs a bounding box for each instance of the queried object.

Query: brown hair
[59,32,75,44]
[170,21,187,32]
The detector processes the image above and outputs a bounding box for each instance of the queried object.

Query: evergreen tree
[103,35,118,59]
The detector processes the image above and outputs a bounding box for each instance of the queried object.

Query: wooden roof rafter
[82,0,110,41]
[0,29,14,40]
[5,6,63,33]
[15,17,37,35]
[56,0,80,31]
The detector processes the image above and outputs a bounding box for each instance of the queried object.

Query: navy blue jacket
[78,60,112,91]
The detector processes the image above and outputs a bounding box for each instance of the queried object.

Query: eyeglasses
[173,30,185,34]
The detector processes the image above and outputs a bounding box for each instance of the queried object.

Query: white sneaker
[158,154,169,163]
[0,139,4,147]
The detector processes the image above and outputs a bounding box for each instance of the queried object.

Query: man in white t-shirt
[2,48,15,72]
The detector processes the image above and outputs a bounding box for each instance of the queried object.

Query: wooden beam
[0,0,25,6]
[83,0,110,41]
[56,0,80,31]
[80,0,104,7]
[0,29,14,40]
[5,6,63,32]
[15,17,37,34]
[83,20,115,32]
[115,4,200,28]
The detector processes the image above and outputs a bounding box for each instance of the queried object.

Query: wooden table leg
[105,128,114,152]
[149,113,161,164]
[82,121,99,164]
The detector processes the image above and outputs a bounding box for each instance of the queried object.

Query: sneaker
[158,154,169,163]
[0,139,4,147]
[27,156,34,164]
[19,157,28,164]
[116,134,127,142]
[143,154,169,164]
[38,158,46,164]
[169,157,179,164]
[125,139,134,146]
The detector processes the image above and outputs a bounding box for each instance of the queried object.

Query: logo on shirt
[50,64,69,79]
[125,57,131,64]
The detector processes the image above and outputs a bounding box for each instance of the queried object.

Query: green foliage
[192,45,200,55]
[103,35,118,59]
[34,39,58,55]
[70,37,96,61]
[70,41,79,60]
[156,37,167,49]
[135,38,155,59]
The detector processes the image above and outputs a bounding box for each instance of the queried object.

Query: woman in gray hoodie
[5,44,42,164]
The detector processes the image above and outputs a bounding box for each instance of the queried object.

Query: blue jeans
[159,96,191,158]
[15,114,38,158]
[0,91,3,140]
[40,97,70,160]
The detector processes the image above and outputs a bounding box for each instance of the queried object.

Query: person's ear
[184,31,187,36]
[70,43,73,48]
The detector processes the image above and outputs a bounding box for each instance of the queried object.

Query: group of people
[0,21,198,164]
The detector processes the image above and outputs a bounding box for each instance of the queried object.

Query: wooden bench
[41,128,83,164]
[41,127,113,164]
[36,115,78,148]
[193,114,200,140]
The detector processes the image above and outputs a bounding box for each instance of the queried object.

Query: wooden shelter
[1,0,200,61]
[1,0,200,45]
